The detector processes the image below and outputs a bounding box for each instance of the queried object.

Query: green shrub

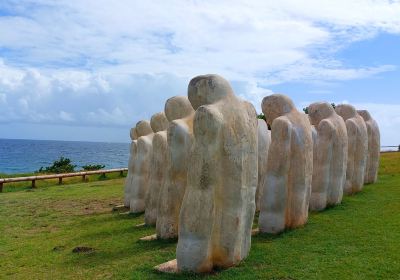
[257,113,266,121]
[37,157,76,174]
[82,164,105,171]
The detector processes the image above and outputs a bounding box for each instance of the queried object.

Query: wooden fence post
[58,177,62,185]
[0,182,3,193]
[32,180,36,188]
[82,175,86,182]
[120,170,123,176]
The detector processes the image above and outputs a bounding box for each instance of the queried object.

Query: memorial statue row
[123,74,380,273]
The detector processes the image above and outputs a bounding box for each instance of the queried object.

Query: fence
[0,168,128,193]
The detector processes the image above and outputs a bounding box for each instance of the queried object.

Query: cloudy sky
[0,0,399,145]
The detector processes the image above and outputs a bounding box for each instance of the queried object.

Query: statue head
[335,104,357,121]
[150,112,169,133]
[130,127,138,140]
[308,102,335,126]
[135,120,153,137]
[261,94,295,126]
[357,110,371,121]
[165,95,194,122]
[188,74,233,110]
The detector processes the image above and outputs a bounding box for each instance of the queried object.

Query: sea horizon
[0,137,130,145]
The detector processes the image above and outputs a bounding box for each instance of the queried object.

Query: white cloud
[0,61,188,127]
[265,62,396,85]
[59,110,74,122]
[0,0,399,141]
[237,81,274,112]
[1,0,399,80]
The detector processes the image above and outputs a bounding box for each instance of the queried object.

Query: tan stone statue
[357,110,380,184]
[335,104,368,194]
[256,119,271,211]
[259,94,313,234]
[156,96,194,239]
[129,120,154,213]
[308,102,348,211]
[144,112,169,225]
[123,126,138,207]
[172,74,258,273]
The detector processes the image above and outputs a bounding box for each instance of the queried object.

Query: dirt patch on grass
[72,246,95,253]
[48,198,123,216]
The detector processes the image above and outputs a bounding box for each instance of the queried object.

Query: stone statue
[172,74,258,273]
[357,110,380,184]
[129,120,154,213]
[308,102,348,211]
[156,96,194,239]
[123,126,138,207]
[259,94,313,234]
[144,112,169,225]
[256,119,271,211]
[335,104,368,194]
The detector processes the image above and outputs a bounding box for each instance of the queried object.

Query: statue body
[130,120,154,213]
[335,105,368,194]
[357,110,380,184]
[308,102,348,211]
[256,119,271,211]
[144,112,169,225]
[156,96,194,239]
[124,127,138,207]
[259,94,313,234]
[176,75,258,272]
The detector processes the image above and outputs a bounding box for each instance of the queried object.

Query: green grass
[1,153,400,279]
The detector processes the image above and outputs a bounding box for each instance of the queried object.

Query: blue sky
[0,0,399,145]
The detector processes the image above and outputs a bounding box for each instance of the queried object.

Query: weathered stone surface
[129,120,154,213]
[156,96,194,239]
[335,104,368,194]
[259,94,313,234]
[139,234,157,241]
[357,110,380,184]
[144,112,169,225]
[256,119,271,211]
[130,127,138,141]
[123,127,138,207]
[176,74,258,273]
[308,102,348,211]
[155,259,178,273]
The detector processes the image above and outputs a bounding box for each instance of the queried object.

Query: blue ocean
[0,138,130,174]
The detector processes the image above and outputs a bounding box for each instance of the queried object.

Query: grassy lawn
[1,152,400,279]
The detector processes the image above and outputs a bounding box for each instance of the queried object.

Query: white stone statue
[357,110,380,184]
[259,94,313,234]
[256,119,271,211]
[156,96,194,239]
[129,120,154,213]
[173,74,258,273]
[308,102,348,211]
[335,104,368,194]
[124,126,138,207]
[144,112,169,225]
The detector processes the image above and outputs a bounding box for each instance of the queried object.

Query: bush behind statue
[37,157,76,174]
[37,157,106,174]
[82,164,105,171]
